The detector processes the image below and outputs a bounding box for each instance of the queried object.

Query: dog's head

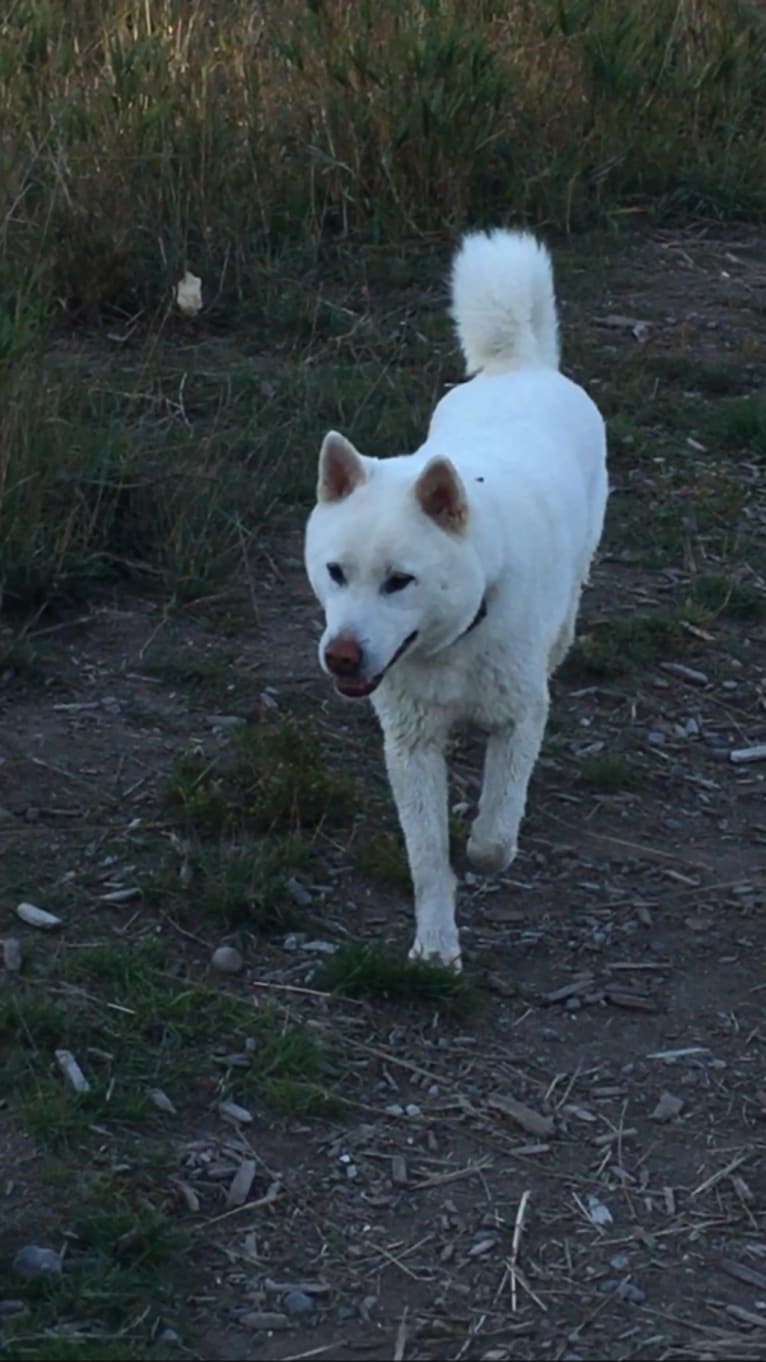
[304,431,486,699]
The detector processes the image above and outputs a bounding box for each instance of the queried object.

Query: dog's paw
[466,828,517,874]
[409,937,462,973]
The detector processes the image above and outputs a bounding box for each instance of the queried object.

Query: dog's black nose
[325,636,362,678]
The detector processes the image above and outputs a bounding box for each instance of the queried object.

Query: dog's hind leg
[383,735,461,970]
[467,679,549,874]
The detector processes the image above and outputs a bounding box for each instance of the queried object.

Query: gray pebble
[3,938,22,972]
[13,1246,62,1280]
[211,945,243,974]
[565,996,582,1011]
[283,933,306,951]
[286,878,312,907]
[158,1328,181,1346]
[609,1253,630,1271]
[284,1290,316,1316]
[240,1310,290,1330]
[405,1103,421,1117]
[599,1278,645,1303]
[385,1103,404,1117]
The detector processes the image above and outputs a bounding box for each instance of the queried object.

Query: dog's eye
[327,563,346,586]
[382,573,415,595]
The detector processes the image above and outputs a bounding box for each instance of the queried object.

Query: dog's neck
[457,594,487,642]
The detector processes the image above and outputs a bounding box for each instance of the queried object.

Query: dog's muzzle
[324,630,419,699]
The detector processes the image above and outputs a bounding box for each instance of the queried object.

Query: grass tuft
[318,943,479,1015]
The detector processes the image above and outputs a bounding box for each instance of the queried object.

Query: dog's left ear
[415,457,468,533]
[317,431,367,502]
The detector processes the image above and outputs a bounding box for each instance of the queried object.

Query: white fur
[305,228,608,969]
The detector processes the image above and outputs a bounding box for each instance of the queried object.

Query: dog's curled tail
[451,229,559,375]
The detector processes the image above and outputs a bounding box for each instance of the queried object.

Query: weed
[688,573,765,622]
[166,714,356,837]
[703,396,766,457]
[194,836,309,930]
[0,938,337,1146]
[564,612,689,680]
[576,751,644,791]
[319,943,478,1014]
[351,830,410,890]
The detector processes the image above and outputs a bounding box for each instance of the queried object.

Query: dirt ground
[1,227,765,1361]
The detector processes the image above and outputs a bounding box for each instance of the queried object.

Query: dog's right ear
[317,431,366,503]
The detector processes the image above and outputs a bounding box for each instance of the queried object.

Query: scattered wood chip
[218,1100,253,1125]
[16,903,63,930]
[264,1278,332,1296]
[391,1154,408,1186]
[55,1049,90,1094]
[147,1088,177,1115]
[489,1093,555,1138]
[651,1091,684,1123]
[647,1046,709,1062]
[719,1258,766,1292]
[175,1181,200,1213]
[100,887,142,904]
[226,1159,257,1208]
[586,1193,613,1227]
[660,661,709,686]
[605,988,658,1012]
[3,937,22,971]
[730,744,766,765]
[541,976,593,1005]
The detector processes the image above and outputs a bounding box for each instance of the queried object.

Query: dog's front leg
[383,737,460,970]
[468,684,549,874]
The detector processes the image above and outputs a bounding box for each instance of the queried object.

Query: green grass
[166,712,357,837]
[0,1184,180,1361]
[576,751,644,791]
[318,943,479,1015]
[1,0,765,616]
[703,396,766,457]
[564,612,691,680]
[0,936,338,1144]
[687,573,765,622]
[192,836,310,930]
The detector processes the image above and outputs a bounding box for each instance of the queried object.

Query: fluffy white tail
[451,229,559,375]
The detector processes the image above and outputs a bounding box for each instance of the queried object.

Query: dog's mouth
[333,630,419,700]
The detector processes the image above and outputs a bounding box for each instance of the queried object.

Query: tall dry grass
[0,0,764,615]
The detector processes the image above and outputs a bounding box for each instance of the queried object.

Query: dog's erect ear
[414,457,468,533]
[317,431,366,503]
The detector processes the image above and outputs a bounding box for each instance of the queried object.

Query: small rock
[158,1328,181,1346]
[599,1278,645,1303]
[218,1100,253,1125]
[0,1301,26,1317]
[609,1254,630,1272]
[283,933,306,951]
[286,878,312,907]
[651,1091,684,1123]
[284,1290,316,1317]
[566,996,582,1011]
[13,1246,62,1280]
[405,1103,421,1118]
[207,715,245,730]
[385,1103,404,1117]
[16,903,62,930]
[301,940,337,955]
[147,1087,177,1115]
[3,938,22,972]
[211,945,243,974]
[241,1311,290,1331]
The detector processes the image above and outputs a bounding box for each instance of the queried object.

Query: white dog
[304,230,608,969]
